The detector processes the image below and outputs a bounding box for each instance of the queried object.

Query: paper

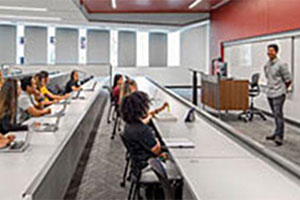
[164,138,195,148]
[155,112,177,122]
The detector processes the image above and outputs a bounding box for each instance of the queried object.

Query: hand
[159,152,169,160]
[65,93,70,99]
[45,108,51,114]
[6,134,15,143]
[34,122,41,127]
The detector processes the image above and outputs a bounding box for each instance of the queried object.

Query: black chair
[238,73,267,122]
[104,86,116,124]
[119,133,181,200]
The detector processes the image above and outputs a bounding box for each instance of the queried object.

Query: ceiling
[79,0,230,26]
[81,0,227,13]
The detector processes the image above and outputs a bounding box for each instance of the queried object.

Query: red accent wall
[210,0,300,59]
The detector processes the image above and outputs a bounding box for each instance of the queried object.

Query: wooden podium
[201,73,249,113]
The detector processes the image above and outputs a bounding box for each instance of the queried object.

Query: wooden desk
[201,73,249,111]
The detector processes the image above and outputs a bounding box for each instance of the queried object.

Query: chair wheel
[243,118,248,123]
[120,182,125,187]
[107,120,111,124]
[111,136,114,140]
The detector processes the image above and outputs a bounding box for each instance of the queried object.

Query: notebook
[164,138,195,149]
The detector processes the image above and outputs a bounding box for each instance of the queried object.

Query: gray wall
[87,30,110,64]
[56,28,79,64]
[181,25,209,72]
[24,26,47,64]
[0,25,16,64]
[118,31,136,67]
[149,33,168,67]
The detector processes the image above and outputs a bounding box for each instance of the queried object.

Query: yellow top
[40,86,50,102]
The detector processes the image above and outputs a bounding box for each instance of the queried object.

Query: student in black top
[121,91,168,169]
[0,79,28,135]
[65,70,81,94]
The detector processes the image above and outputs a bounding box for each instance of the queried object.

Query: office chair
[149,158,175,200]
[238,73,267,122]
[111,106,121,140]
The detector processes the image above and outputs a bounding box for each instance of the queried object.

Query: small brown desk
[201,73,249,114]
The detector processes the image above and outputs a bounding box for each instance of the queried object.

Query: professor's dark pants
[267,94,286,139]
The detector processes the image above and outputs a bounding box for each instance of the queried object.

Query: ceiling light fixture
[0,15,61,21]
[189,0,202,9]
[0,6,48,12]
[111,0,117,9]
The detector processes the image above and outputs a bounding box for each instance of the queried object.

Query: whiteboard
[225,38,292,85]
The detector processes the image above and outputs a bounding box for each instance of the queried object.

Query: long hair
[119,79,137,104]
[0,79,18,122]
[0,70,4,90]
[33,73,41,90]
[113,74,122,89]
[70,70,77,81]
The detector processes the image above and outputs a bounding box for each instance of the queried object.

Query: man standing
[265,44,292,146]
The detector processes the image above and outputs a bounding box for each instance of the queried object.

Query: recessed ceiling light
[0,6,48,12]
[111,0,117,9]
[0,15,61,21]
[189,0,202,9]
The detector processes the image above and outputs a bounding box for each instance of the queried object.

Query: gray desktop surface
[135,77,300,200]
[0,80,104,200]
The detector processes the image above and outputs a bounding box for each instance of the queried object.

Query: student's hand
[162,102,169,110]
[34,122,41,127]
[65,93,70,99]
[45,108,52,115]
[6,134,15,143]
[159,152,169,160]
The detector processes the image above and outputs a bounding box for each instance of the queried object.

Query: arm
[1,115,28,134]
[26,106,51,117]
[151,138,162,155]
[280,63,293,90]
[45,90,69,101]
[149,102,169,117]
[71,85,81,92]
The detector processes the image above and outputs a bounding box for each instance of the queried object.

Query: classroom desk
[135,77,300,200]
[0,78,108,200]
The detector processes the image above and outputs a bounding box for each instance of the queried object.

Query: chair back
[249,73,261,96]
[149,158,175,200]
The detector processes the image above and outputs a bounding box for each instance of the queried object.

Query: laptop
[84,81,97,92]
[32,114,61,132]
[0,131,32,153]
[164,138,195,149]
[72,90,85,100]
[45,101,67,118]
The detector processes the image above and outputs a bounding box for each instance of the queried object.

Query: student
[265,44,292,146]
[39,71,70,102]
[0,79,28,135]
[112,74,123,105]
[121,91,169,169]
[119,78,138,104]
[20,76,52,117]
[65,70,81,94]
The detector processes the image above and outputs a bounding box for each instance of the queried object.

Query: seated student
[0,79,28,135]
[112,74,123,105]
[20,76,51,117]
[64,70,82,94]
[39,71,70,102]
[119,78,138,105]
[121,91,169,169]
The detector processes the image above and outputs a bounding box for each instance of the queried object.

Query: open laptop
[45,101,67,118]
[84,81,97,92]
[164,138,195,149]
[0,131,32,153]
[72,90,85,100]
[32,114,61,132]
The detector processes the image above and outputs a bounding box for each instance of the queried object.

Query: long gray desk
[0,78,108,200]
[135,77,300,200]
